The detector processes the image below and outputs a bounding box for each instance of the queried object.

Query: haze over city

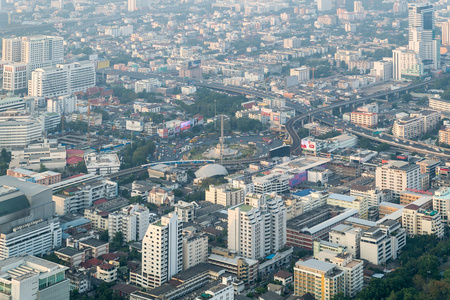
[1,0,450,299]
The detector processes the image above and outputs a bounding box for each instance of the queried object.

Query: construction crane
[76,99,91,146]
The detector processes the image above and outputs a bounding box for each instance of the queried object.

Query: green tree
[111,232,123,250]
[99,230,109,242]
[39,163,48,172]
[402,93,413,103]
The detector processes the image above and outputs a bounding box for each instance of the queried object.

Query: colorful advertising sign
[181,121,191,131]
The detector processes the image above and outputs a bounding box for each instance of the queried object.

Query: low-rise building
[174,201,198,222]
[52,178,118,215]
[327,194,369,220]
[208,248,258,284]
[84,153,120,176]
[147,187,175,206]
[97,263,118,283]
[55,248,85,267]
[402,204,444,238]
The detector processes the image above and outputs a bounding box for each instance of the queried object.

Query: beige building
[439,127,450,146]
[402,204,444,238]
[96,263,118,283]
[314,251,364,298]
[350,111,378,128]
[294,259,345,300]
[182,234,208,270]
[84,208,109,231]
[206,184,244,207]
[375,161,421,197]
[430,97,450,113]
[392,110,440,139]
[174,201,197,222]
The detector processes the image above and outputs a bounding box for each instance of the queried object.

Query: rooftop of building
[328,193,358,202]
[55,247,82,257]
[295,258,336,272]
[230,204,253,212]
[0,255,68,281]
[79,238,108,247]
[172,263,222,282]
[208,253,258,266]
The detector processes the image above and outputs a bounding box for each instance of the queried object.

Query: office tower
[228,193,286,260]
[442,21,450,46]
[2,36,64,70]
[0,176,62,260]
[28,61,96,97]
[375,161,421,197]
[128,0,137,11]
[132,212,182,288]
[0,256,69,299]
[407,3,440,69]
[317,0,332,11]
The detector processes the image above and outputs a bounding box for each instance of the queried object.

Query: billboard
[190,119,195,127]
[301,139,316,150]
[273,115,279,122]
[181,121,191,131]
[269,145,291,158]
[175,126,181,134]
[197,115,204,125]
[168,127,175,136]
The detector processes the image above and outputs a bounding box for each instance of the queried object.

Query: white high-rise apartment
[317,0,332,11]
[376,161,420,197]
[128,0,137,11]
[2,63,28,91]
[108,204,150,242]
[132,212,182,289]
[2,37,22,62]
[2,36,64,70]
[29,61,96,97]
[392,47,423,80]
[442,20,450,46]
[47,94,78,114]
[228,193,286,260]
[407,3,440,69]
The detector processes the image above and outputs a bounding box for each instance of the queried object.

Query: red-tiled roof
[85,258,103,267]
[99,263,116,270]
[66,149,84,156]
[67,156,84,165]
[93,198,107,206]
[101,253,120,261]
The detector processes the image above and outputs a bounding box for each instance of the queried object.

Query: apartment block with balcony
[402,204,444,238]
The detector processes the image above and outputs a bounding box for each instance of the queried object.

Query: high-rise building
[128,0,137,11]
[131,212,182,289]
[228,193,286,260]
[375,161,421,197]
[182,233,208,270]
[317,0,333,11]
[47,94,78,114]
[442,20,450,46]
[314,251,364,297]
[0,256,69,299]
[0,176,62,260]
[28,61,96,98]
[392,110,440,139]
[2,62,28,91]
[407,3,440,70]
[108,204,150,242]
[0,113,43,150]
[392,47,423,80]
[2,36,64,70]
[294,259,345,300]
[205,184,245,207]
